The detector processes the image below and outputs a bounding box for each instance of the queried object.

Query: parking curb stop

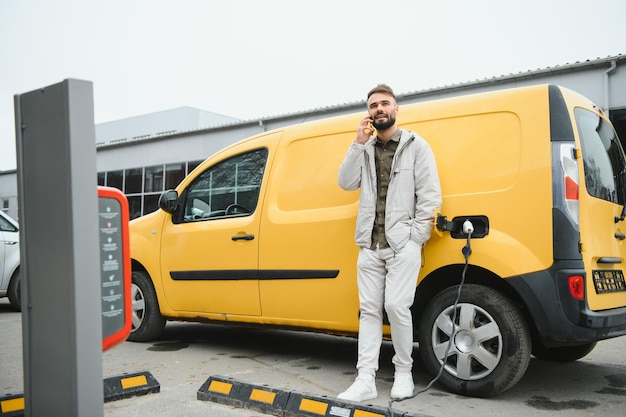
[103,371,160,402]
[197,375,289,416]
[197,375,431,417]
[0,371,159,417]
[0,394,24,417]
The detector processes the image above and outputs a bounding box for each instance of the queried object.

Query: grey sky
[1,0,625,170]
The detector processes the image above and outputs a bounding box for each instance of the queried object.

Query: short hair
[367,83,396,100]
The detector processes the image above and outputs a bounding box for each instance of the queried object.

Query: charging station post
[15,79,104,417]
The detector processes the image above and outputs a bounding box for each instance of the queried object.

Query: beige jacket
[338,129,442,252]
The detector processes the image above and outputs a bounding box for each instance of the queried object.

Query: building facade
[1,55,625,221]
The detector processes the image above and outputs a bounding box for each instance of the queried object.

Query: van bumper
[507,261,626,347]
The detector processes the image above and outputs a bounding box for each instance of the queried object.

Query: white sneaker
[390,372,414,400]
[337,376,378,402]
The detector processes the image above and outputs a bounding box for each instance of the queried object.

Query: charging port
[436,214,489,239]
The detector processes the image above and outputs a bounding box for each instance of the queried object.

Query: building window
[143,194,161,215]
[107,170,123,191]
[125,168,143,194]
[165,163,185,189]
[127,195,142,220]
[610,108,626,151]
[145,165,164,193]
[96,158,207,220]
[187,160,203,173]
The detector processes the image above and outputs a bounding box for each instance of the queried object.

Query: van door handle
[615,233,625,240]
[598,257,622,264]
[232,234,255,241]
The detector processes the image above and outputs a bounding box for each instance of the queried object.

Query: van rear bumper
[507,261,626,347]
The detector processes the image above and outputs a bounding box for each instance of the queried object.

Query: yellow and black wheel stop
[197,375,431,417]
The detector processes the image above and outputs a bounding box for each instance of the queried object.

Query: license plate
[592,270,626,294]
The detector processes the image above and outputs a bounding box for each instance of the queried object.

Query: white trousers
[355,240,421,377]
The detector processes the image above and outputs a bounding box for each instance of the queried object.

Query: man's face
[367,92,398,130]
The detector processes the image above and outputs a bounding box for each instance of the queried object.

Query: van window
[575,109,626,205]
[0,214,17,232]
[181,148,268,221]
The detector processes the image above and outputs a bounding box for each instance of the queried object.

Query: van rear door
[575,108,626,311]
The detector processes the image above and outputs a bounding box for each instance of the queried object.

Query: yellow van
[128,84,626,397]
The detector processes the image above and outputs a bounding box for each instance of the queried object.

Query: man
[337,84,442,402]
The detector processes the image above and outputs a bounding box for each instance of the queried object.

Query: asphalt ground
[2,298,626,417]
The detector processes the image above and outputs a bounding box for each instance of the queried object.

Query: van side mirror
[158,190,179,214]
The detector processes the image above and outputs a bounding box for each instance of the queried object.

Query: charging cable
[388,219,474,416]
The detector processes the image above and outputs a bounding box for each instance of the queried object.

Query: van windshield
[575,108,626,206]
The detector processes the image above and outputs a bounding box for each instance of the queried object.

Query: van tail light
[565,176,579,200]
[559,144,580,226]
[568,275,585,300]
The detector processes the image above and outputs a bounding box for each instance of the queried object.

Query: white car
[0,211,21,311]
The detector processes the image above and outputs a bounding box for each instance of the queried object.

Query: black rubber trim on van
[552,208,581,260]
[549,84,582,260]
[507,260,626,346]
[170,269,339,280]
[549,85,576,142]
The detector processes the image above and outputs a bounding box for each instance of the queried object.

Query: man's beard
[372,114,396,131]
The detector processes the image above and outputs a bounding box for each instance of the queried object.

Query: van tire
[7,269,21,312]
[532,341,597,362]
[417,284,531,397]
[128,271,166,342]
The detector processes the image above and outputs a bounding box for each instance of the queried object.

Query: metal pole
[14,79,103,417]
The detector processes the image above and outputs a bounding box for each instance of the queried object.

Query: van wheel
[7,269,21,312]
[532,341,597,362]
[128,271,166,342]
[417,284,531,397]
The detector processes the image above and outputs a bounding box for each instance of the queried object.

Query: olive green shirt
[371,129,402,249]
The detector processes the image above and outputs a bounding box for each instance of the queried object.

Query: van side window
[182,148,268,221]
[576,109,626,205]
[0,215,17,232]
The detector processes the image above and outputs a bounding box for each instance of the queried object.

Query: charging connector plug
[462,220,473,257]
[462,219,474,235]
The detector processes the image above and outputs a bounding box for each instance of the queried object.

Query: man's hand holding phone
[356,117,375,144]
